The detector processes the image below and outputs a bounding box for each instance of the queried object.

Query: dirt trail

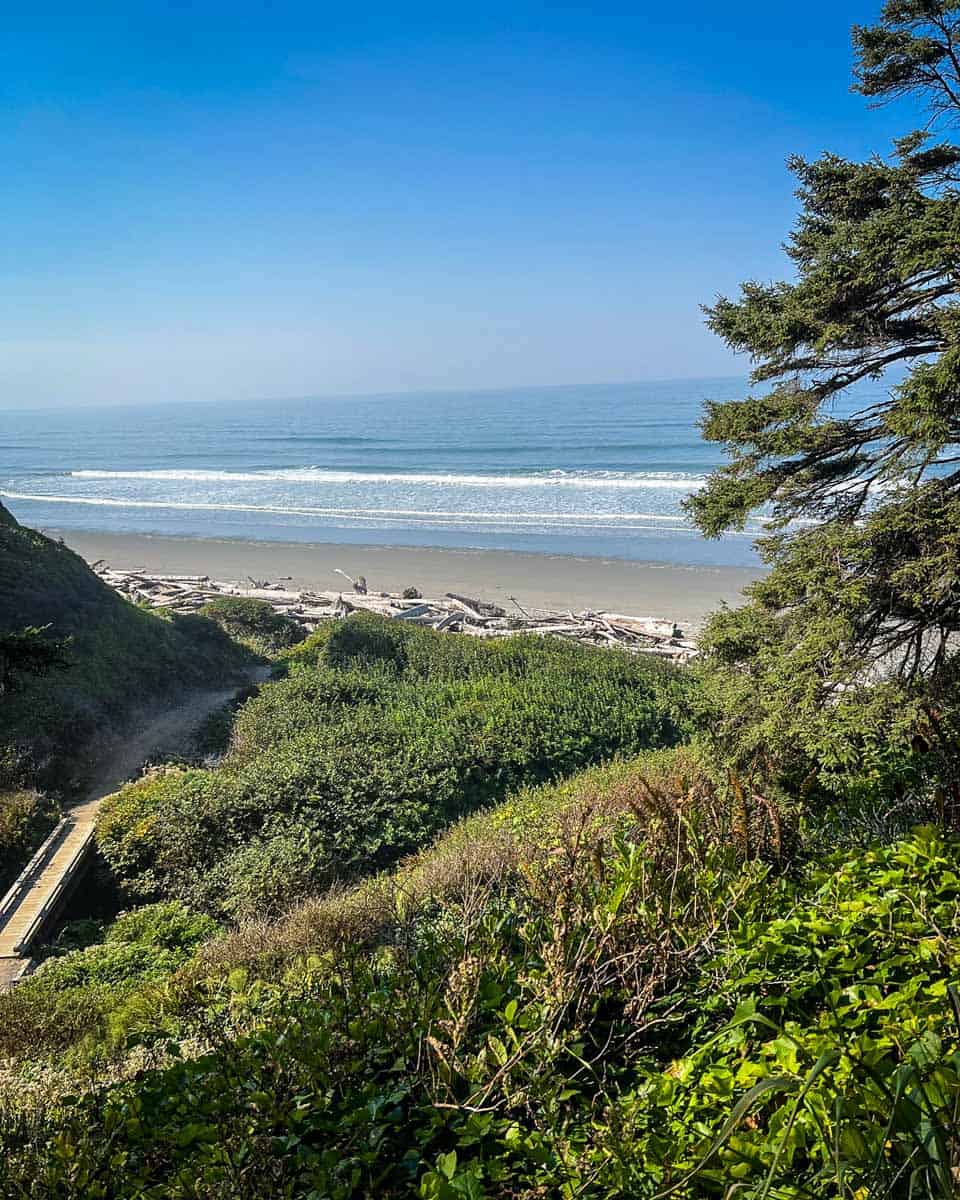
[0,667,270,987]
[71,666,270,822]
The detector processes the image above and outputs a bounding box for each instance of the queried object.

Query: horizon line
[0,372,749,415]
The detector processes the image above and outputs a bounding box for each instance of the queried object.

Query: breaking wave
[0,490,710,533]
[68,468,708,491]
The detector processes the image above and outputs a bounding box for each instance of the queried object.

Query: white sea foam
[0,490,708,532]
[68,468,708,491]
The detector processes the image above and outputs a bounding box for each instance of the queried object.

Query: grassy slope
[0,503,251,792]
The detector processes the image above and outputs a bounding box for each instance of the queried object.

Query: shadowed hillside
[0,501,251,793]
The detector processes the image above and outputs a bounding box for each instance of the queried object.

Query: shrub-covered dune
[96,615,694,920]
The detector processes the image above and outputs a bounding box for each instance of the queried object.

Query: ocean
[1,378,768,567]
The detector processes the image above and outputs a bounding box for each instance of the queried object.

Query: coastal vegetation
[4,4,960,1198]
[95,615,690,921]
[2,750,958,1197]
[0,501,254,888]
[198,596,307,658]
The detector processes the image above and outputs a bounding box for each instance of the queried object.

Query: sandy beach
[48,529,764,631]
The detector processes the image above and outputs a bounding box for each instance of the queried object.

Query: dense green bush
[0,902,218,1061]
[0,788,60,892]
[103,901,220,952]
[96,616,692,919]
[691,607,960,833]
[199,597,305,658]
[602,826,960,1197]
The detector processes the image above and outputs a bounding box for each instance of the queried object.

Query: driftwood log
[93,564,698,663]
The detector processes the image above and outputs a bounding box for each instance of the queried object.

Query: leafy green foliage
[691,607,960,828]
[104,901,220,952]
[603,825,960,1198]
[199,597,305,657]
[0,788,60,892]
[96,615,692,919]
[0,902,218,1061]
[4,825,958,1198]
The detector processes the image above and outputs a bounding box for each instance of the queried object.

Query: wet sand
[50,529,765,631]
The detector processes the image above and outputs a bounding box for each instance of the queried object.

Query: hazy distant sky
[1,2,922,408]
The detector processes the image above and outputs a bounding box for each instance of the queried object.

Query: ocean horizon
[0,376,878,568]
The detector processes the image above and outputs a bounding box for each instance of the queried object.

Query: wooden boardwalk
[0,809,97,983]
[0,672,267,990]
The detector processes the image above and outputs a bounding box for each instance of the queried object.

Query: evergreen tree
[0,627,69,696]
[691,2,960,816]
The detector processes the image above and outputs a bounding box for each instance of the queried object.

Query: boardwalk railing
[0,816,97,960]
[14,827,95,955]
[0,818,72,934]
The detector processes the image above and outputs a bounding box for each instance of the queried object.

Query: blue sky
[1,2,921,407]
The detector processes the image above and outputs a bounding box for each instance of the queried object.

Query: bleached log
[218,587,307,603]
[445,593,507,619]
[434,611,465,631]
[141,573,211,583]
[594,613,679,639]
[392,604,435,621]
[632,644,694,658]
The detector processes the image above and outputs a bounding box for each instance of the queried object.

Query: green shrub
[25,941,184,993]
[199,597,305,657]
[0,902,218,1061]
[0,788,60,891]
[104,901,218,952]
[321,612,410,672]
[598,825,960,1198]
[691,607,960,836]
[94,769,198,902]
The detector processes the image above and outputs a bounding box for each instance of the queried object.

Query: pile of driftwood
[93,563,698,662]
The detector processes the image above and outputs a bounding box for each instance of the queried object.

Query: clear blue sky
[1,2,921,407]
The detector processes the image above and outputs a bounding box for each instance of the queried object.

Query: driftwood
[94,564,698,663]
[333,568,367,594]
[445,592,507,619]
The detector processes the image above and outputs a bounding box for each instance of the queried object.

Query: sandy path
[71,666,270,821]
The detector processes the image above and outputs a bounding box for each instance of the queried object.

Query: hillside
[0,502,251,790]
[0,579,956,1196]
[94,613,692,919]
[2,746,958,1197]
[0,503,255,889]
